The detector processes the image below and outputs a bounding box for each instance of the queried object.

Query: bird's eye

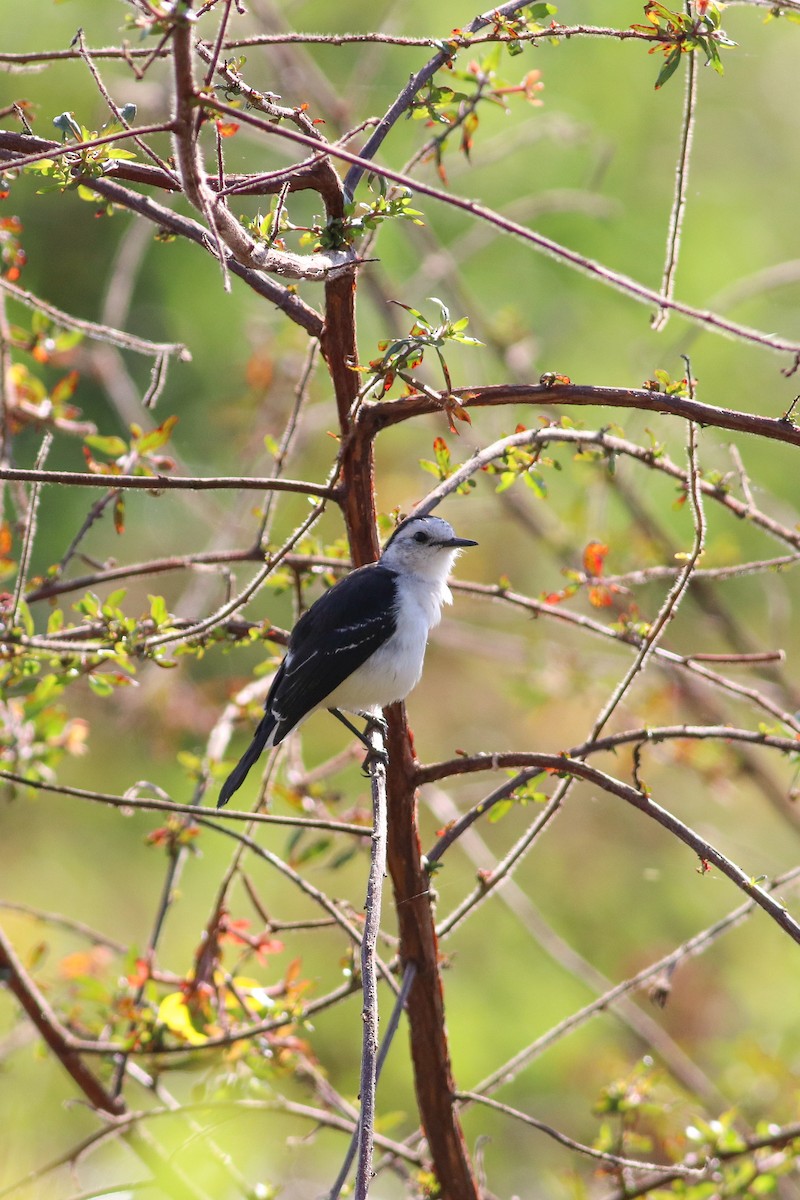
[413,531,430,544]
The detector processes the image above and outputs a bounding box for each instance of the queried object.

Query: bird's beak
[445,536,478,548]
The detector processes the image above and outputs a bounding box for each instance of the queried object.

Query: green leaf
[528,2,558,18]
[495,471,517,494]
[46,609,65,635]
[135,414,178,456]
[655,47,682,89]
[523,469,548,498]
[74,591,101,618]
[54,328,84,353]
[88,674,115,697]
[84,434,128,458]
[16,598,34,636]
[148,594,169,626]
[489,798,515,823]
[290,836,332,866]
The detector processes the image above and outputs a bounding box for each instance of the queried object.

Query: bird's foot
[360,745,389,776]
[363,712,388,738]
[328,707,389,770]
[361,714,389,775]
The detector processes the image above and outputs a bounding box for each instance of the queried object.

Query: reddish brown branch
[360,384,800,447]
[0,127,333,199]
[415,750,800,946]
[0,466,336,495]
[80,172,325,333]
[194,100,800,362]
[384,705,478,1200]
[0,923,125,1116]
[321,271,380,565]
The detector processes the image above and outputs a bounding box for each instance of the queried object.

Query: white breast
[324,573,451,715]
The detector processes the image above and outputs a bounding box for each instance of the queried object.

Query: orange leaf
[583,541,608,577]
[588,585,614,608]
[127,957,150,988]
[60,946,112,979]
[113,495,125,535]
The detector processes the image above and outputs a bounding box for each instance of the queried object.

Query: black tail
[217,712,277,808]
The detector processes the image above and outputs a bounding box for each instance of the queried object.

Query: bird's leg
[328,708,389,771]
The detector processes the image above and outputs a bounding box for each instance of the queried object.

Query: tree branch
[361,383,800,447]
[383,704,479,1200]
[0,922,125,1114]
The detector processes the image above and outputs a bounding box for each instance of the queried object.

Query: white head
[379,514,478,582]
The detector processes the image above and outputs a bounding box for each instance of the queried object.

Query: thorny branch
[3,3,800,1198]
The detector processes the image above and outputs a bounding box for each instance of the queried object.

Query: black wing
[266,563,398,740]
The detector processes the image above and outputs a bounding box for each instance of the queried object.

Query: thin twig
[423,784,725,1108]
[202,97,800,364]
[422,725,800,782]
[652,44,697,331]
[0,770,371,837]
[8,432,52,627]
[256,340,320,547]
[363,384,800,450]
[0,277,189,362]
[0,466,337,495]
[343,0,572,197]
[456,1091,703,1176]
[353,723,388,1200]
[75,29,176,178]
[470,865,800,1097]
[0,923,124,1112]
[584,420,705,743]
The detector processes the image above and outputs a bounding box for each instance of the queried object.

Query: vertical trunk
[385,706,480,1200]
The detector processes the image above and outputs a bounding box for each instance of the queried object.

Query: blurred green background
[2,1,800,1197]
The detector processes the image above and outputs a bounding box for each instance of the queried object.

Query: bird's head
[379,514,478,580]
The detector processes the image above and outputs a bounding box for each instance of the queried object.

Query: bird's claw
[361,743,389,776]
[361,716,389,774]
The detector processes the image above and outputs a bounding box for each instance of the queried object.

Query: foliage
[1,2,800,1199]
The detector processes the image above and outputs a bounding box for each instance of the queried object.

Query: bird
[217,513,477,808]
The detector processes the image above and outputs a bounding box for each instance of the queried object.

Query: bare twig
[0,922,124,1112]
[200,99,800,363]
[471,865,800,1096]
[456,1090,704,1176]
[0,770,371,837]
[8,432,52,627]
[0,466,337,495]
[0,276,189,362]
[652,46,698,331]
[351,724,388,1200]
[362,384,800,450]
[585,420,705,742]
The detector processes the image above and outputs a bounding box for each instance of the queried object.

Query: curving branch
[361,383,800,447]
[352,726,388,1200]
[419,752,800,944]
[197,101,800,364]
[341,0,534,198]
[0,466,337,496]
[468,864,800,1099]
[384,704,479,1200]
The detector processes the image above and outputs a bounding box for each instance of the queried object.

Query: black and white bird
[217,514,477,808]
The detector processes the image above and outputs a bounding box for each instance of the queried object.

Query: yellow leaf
[157,992,208,1045]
